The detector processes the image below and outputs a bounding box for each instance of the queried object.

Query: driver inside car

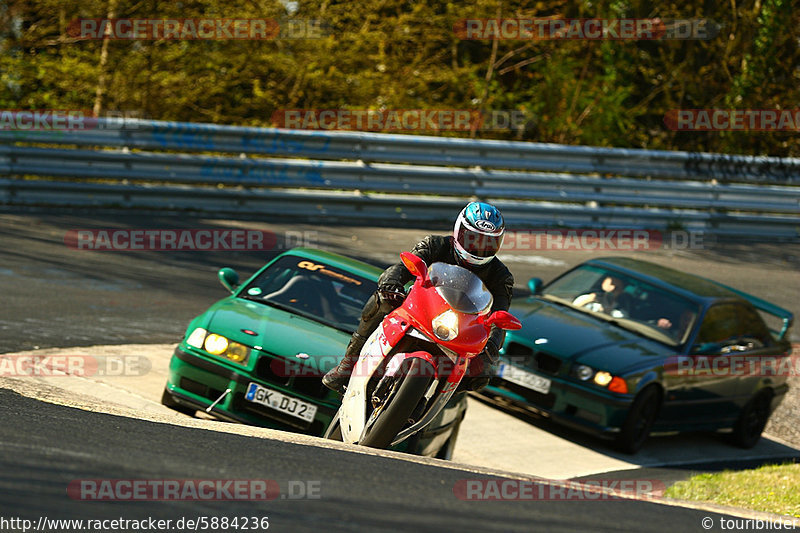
[574,276,693,338]
[322,201,515,394]
[573,275,634,318]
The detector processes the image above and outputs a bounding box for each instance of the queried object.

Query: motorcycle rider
[322,201,515,394]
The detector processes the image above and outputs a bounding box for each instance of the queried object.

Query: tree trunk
[93,0,118,117]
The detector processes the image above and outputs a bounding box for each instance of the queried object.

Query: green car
[484,257,794,453]
[161,248,466,458]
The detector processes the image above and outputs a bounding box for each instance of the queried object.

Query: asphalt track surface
[1,209,799,531]
[1,209,798,354]
[0,388,742,533]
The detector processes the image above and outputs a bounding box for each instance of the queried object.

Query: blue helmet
[453,201,505,267]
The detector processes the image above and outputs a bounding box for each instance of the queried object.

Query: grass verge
[665,462,800,517]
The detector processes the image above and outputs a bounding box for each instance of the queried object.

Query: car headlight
[574,364,594,380]
[186,329,250,365]
[593,371,613,386]
[204,333,229,355]
[570,365,628,393]
[186,327,207,349]
[225,341,249,363]
[432,309,459,341]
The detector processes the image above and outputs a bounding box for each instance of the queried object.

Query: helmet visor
[455,224,504,258]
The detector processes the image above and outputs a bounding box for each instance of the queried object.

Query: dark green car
[483,257,794,453]
[161,248,466,458]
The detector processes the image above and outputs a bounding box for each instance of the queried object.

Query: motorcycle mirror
[400,252,428,280]
[485,310,522,330]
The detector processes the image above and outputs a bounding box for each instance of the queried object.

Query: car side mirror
[401,252,428,280]
[218,267,239,293]
[485,310,522,330]
[528,277,543,295]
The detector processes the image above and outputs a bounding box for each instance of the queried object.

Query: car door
[664,303,744,427]
[723,303,781,401]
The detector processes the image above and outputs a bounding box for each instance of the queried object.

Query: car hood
[508,298,674,374]
[201,297,351,373]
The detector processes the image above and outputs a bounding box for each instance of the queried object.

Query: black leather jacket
[378,235,515,350]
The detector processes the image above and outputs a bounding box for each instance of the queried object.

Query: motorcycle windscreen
[428,262,493,315]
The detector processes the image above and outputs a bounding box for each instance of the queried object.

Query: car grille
[253,352,334,402]
[505,342,562,376]
[292,376,332,401]
[505,341,533,359]
[254,354,291,386]
[533,352,561,375]
[489,377,556,409]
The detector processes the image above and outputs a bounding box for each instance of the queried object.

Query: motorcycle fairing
[340,324,393,443]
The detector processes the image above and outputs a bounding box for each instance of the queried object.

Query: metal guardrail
[3,121,799,184]
[1,119,798,237]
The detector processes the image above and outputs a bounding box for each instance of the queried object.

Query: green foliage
[1,0,798,155]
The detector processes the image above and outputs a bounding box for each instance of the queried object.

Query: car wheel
[615,386,660,454]
[160,388,196,416]
[730,391,771,449]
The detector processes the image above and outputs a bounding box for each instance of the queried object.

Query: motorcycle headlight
[432,309,459,341]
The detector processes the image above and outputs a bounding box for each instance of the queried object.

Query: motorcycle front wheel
[359,358,435,449]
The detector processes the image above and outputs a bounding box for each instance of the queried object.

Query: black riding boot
[323,292,391,394]
[322,332,368,394]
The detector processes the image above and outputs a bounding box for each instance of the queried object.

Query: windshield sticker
[247,287,263,296]
[297,260,362,285]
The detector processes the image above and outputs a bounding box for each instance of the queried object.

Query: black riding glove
[458,339,500,392]
[377,283,406,312]
[481,338,500,367]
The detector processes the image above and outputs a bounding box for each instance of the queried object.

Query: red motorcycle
[324,252,521,449]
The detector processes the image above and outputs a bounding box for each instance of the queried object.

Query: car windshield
[429,262,493,315]
[241,255,377,332]
[542,264,699,346]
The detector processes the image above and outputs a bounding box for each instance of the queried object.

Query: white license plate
[498,363,551,394]
[245,383,317,423]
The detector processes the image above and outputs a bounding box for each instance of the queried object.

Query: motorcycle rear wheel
[360,358,435,449]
